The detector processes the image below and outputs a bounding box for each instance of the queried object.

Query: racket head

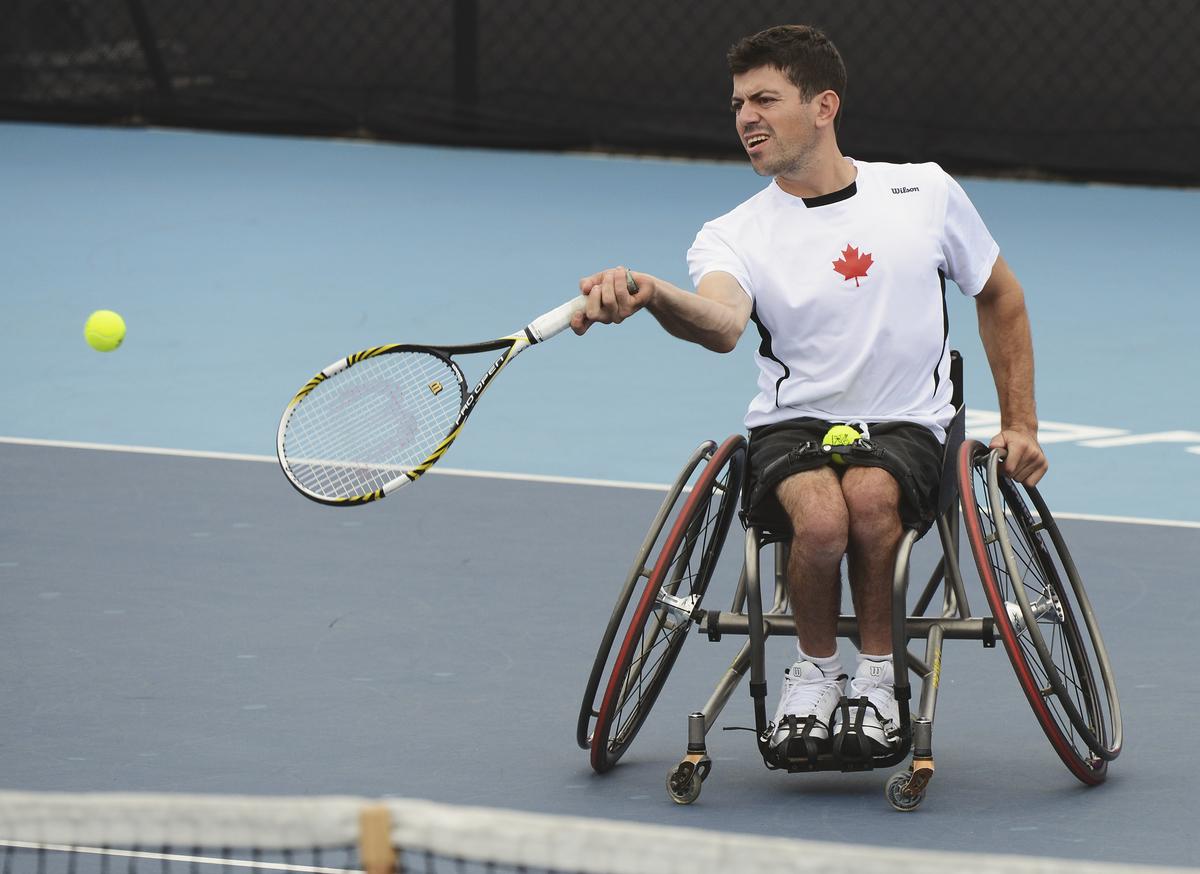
[276,345,468,505]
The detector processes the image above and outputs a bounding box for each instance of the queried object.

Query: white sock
[856,653,893,684]
[797,642,844,678]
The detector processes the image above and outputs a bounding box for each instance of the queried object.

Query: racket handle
[527,295,587,343]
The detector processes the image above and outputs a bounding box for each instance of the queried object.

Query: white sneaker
[770,660,846,752]
[835,658,901,753]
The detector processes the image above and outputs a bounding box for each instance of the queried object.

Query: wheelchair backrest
[934,350,966,517]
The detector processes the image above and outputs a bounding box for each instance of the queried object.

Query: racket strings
[282,351,465,499]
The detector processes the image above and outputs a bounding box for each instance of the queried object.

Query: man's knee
[792,513,849,561]
[776,470,849,560]
[842,467,902,540]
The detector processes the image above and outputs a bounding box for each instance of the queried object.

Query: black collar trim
[802,180,857,208]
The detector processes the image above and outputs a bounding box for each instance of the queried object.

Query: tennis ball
[822,424,861,465]
[84,310,126,352]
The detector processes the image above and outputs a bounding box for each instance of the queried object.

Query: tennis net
[0,790,1189,874]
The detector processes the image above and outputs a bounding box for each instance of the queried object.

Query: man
[571,24,1046,759]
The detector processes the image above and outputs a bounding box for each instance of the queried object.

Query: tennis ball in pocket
[822,424,861,465]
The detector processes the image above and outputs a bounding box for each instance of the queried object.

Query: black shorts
[745,418,944,536]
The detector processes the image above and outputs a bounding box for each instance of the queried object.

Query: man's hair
[727,25,847,130]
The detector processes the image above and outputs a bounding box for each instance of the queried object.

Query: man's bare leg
[837,465,905,751]
[770,466,851,750]
[774,467,849,657]
[841,466,904,656]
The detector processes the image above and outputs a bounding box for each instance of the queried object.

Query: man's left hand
[989,428,1047,486]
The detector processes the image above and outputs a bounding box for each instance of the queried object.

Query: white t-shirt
[687,159,998,442]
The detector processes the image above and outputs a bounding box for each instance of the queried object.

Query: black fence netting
[2,0,1198,185]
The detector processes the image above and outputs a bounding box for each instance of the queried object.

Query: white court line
[4,435,1200,529]
[0,436,670,492]
[1051,511,1200,529]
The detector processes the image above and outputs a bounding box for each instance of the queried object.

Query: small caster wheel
[885,770,925,812]
[667,762,703,805]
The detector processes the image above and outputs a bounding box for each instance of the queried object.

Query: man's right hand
[572,266,652,335]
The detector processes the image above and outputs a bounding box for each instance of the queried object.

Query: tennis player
[573,24,1046,759]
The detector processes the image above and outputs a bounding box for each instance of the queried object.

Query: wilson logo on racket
[429,381,443,395]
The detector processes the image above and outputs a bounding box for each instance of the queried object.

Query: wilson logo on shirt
[832,244,873,287]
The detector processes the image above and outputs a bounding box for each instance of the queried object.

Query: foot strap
[769,714,828,764]
[832,696,899,760]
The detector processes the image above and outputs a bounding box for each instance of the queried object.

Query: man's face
[731,65,819,179]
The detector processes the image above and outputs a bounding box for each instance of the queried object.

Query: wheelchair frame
[578,353,1122,810]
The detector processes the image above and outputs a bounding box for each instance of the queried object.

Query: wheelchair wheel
[577,440,718,751]
[959,440,1122,785]
[884,770,926,812]
[587,434,746,773]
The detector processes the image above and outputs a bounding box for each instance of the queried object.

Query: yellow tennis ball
[84,310,126,352]
[822,424,861,465]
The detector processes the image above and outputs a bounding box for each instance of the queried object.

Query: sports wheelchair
[577,353,1121,810]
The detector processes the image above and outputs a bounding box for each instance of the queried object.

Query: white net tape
[0,792,1189,874]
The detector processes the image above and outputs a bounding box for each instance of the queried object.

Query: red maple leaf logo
[832,244,873,287]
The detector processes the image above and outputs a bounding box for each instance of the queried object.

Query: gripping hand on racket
[572,267,752,355]
[572,266,649,334]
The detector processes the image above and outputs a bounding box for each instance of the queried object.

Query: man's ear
[814,89,841,128]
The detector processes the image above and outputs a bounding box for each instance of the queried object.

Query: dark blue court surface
[2,442,1197,868]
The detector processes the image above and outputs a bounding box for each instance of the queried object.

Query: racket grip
[528,295,588,343]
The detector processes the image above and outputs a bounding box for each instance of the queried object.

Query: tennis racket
[276,285,622,506]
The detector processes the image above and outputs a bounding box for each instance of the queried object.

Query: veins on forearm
[649,286,743,353]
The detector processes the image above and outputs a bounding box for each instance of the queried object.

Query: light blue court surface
[3,121,1199,524]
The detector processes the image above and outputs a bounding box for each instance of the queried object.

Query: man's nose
[737,104,761,128]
